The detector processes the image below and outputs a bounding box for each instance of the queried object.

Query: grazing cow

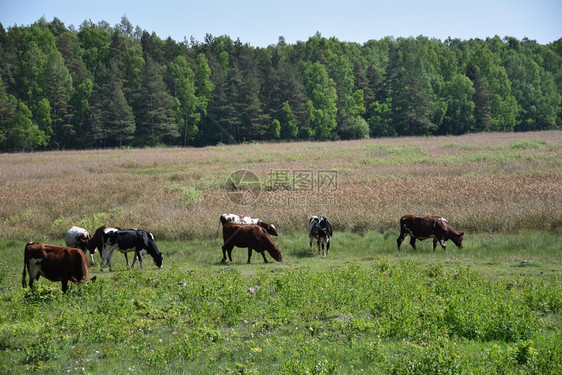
[217,213,279,237]
[221,222,283,264]
[101,229,163,271]
[22,242,96,293]
[397,215,464,251]
[65,226,95,264]
[309,216,333,257]
[85,225,135,266]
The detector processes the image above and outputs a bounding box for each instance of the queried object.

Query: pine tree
[466,61,492,132]
[45,49,73,148]
[135,57,178,146]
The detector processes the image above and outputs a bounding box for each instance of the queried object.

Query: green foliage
[0,231,561,373]
[279,101,298,139]
[1,19,561,149]
[338,116,370,139]
[169,184,204,205]
[0,256,559,373]
[77,207,139,230]
[302,62,339,140]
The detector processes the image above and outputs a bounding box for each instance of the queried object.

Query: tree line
[1,16,561,151]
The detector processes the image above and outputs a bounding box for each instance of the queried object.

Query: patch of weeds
[507,139,546,150]
[168,184,204,205]
[78,207,139,229]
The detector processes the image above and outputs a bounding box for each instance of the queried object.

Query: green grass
[1,231,561,374]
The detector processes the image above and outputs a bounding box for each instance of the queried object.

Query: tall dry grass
[0,131,560,240]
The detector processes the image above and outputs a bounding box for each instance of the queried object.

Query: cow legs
[432,238,446,251]
[24,260,42,288]
[61,279,69,293]
[137,249,143,269]
[397,232,406,249]
[101,249,114,271]
[247,248,253,264]
[128,249,143,269]
[221,245,233,263]
[309,236,314,252]
[409,236,417,251]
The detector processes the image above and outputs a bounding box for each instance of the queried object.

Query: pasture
[0,131,561,374]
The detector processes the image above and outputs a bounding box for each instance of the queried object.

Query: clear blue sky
[1,0,561,46]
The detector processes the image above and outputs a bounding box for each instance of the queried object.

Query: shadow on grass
[292,250,316,259]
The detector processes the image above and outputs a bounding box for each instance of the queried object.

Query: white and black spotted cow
[100,229,163,271]
[309,216,333,257]
[65,226,95,265]
[217,213,279,237]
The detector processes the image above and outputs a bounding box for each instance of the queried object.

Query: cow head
[262,222,279,236]
[309,216,320,235]
[316,217,331,237]
[268,246,283,262]
[153,251,164,268]
[75,234,92,252]
[451,232,464,248]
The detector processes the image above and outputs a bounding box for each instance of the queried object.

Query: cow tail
[21,261,27,288]
[216,218,222,238]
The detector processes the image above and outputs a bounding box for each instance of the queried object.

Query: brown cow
[397,215,464,251]
[22,242,96,293]
[217,214,279,237]
[221,222,283,264]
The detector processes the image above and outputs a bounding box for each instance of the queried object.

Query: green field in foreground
[1,230,561,374]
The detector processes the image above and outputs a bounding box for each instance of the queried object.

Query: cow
[22,242,96,293]
[397,215,464,252]
[217,213,279,238]
[309,216,333,257]
[100,229,163,271]
[221,222,283,264]
[65,226,95,265]
[84,225,136,266]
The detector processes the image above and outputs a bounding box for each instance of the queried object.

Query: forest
[0,16,561,151]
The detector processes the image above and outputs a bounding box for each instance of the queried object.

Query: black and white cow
[100,229,163,271]
[308,216,333,257]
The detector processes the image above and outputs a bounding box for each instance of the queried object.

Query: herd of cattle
[21,214,464,293]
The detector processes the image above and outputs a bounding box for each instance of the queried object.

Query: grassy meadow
[0,131,561,374]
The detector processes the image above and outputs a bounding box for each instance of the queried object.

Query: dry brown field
[1,131,561,241]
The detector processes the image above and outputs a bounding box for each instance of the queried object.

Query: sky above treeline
[1,0,561,47]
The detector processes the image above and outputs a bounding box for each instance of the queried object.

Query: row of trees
[1,16,561,151]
